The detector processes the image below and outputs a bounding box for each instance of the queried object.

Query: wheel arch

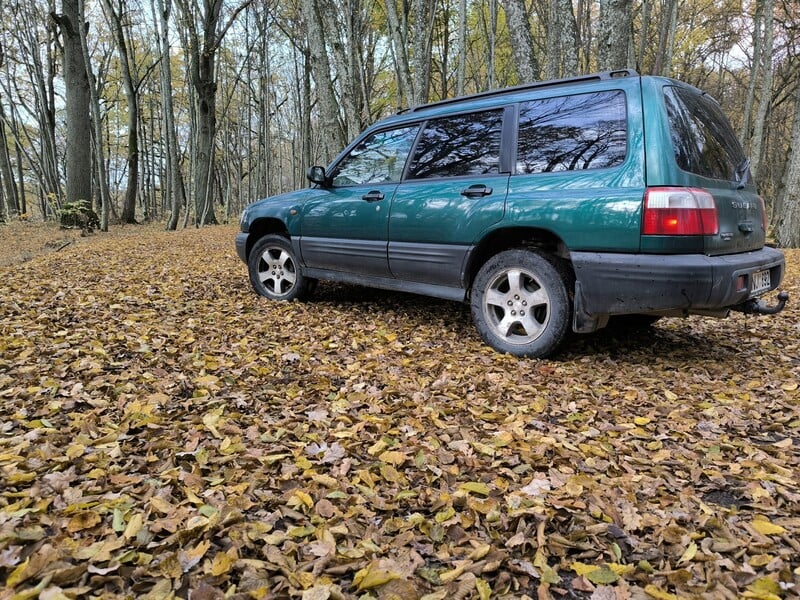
[246,218,290,260]
[466,227,572,288]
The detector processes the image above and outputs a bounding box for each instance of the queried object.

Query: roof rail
[399,69,639,114]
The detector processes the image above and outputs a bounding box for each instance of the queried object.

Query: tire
[471,249,571,358]
[248,234,315,301]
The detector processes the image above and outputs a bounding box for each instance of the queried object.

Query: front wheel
[248,234,315,301]
[471,250,571,358]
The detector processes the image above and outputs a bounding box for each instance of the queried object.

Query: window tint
[331,126,418,186]
[664,86,745,181]
[407,110,504,179]
[517,91,627,174]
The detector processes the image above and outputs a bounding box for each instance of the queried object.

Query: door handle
[362,190,385,202]
[461,184,493,198]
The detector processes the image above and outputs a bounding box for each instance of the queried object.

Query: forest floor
[0,221,798,600]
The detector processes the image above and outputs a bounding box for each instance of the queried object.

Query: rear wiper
[736,157,751,189]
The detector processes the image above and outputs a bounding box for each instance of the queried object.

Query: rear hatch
[657,84,766,256]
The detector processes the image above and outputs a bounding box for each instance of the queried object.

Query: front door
[300,126,419,277]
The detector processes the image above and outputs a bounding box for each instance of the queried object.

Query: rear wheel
[471,250,571,358]
[248,234,315,301]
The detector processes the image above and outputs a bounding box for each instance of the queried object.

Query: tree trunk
[154,0,186,230]
[411,0,434,105]
[77,0,111,231]
[597,0,632,71]
[500,0,539,83]
[56,0,92,205]
[738,0,763,147]
[749,0,774,182]
[456,0,467,96]
[0,109,19,216]
[385,0,414,106]
[776,84,800,248]
[102,0,139,224]
[300,0,345,160]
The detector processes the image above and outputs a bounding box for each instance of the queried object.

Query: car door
[388,108,510,287]
[300,126,419,277]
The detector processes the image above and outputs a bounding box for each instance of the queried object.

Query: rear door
[388,108,509,287]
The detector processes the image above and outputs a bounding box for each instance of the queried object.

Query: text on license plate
[751,269,771,295]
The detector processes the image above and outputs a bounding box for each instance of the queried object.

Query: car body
[236,69,787,357]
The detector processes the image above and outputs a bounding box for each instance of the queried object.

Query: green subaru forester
[236,70,787,358]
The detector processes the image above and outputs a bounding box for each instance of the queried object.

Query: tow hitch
[735,291,789,316]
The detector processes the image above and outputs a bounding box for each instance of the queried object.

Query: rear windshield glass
[516,90,627,174]
[664,86,745,181]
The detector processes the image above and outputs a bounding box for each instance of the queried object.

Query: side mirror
[306,166,328,186]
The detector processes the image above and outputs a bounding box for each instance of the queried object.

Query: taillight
[642,187,719,236]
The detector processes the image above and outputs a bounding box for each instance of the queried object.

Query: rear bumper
[571,247,785,317]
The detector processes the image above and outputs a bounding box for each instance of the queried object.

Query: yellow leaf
[751,518,787,536]
[664,390,678,401]
[571,561,597,576]
[292,490,314,509]
[367,439,387,456]
[748,554,773,567]
[210,551,234,576]
[458,482,490,496]
[476,578,492,600]
[644,584,678,600]
[202,408,223,438]
[180,539,211,572]
[288,526,316,538]
[634,416,651,426]
[677,541,697,564]
[378,450,407,466]
[67,511,102,533]
[780,380,798,391]
[353,563,401,590]
[744,577,782,600]
[5,557,30,588]
[124,513,143,539]
[66,443,85,459]
[149,496,174,514]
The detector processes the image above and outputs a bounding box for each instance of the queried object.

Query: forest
[0,0,799,244]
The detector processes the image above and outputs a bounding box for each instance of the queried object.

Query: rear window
[516,91,627,174]
[664,86,745,181]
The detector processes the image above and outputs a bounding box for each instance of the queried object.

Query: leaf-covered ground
[1,223,798,600]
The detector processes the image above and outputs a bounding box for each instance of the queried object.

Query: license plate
[751,269,771,296]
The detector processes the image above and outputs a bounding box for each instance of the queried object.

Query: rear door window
[407,109,504,179]
[516,91,627,174]
[663,86,745,181]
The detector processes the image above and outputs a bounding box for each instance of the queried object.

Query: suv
[236,70,787,358]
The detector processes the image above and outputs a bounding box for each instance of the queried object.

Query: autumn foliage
[0,223,798,599]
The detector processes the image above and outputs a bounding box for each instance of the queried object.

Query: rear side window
[516,91,627,174]
[407,109,504,179]
[664,86,745,181]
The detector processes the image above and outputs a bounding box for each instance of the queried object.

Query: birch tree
[54,0,92,206]
[500,0,539,83]
[174,0,251,225]
[597,0,632,70]
[749,0,774,181]
[776,84,800,247]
